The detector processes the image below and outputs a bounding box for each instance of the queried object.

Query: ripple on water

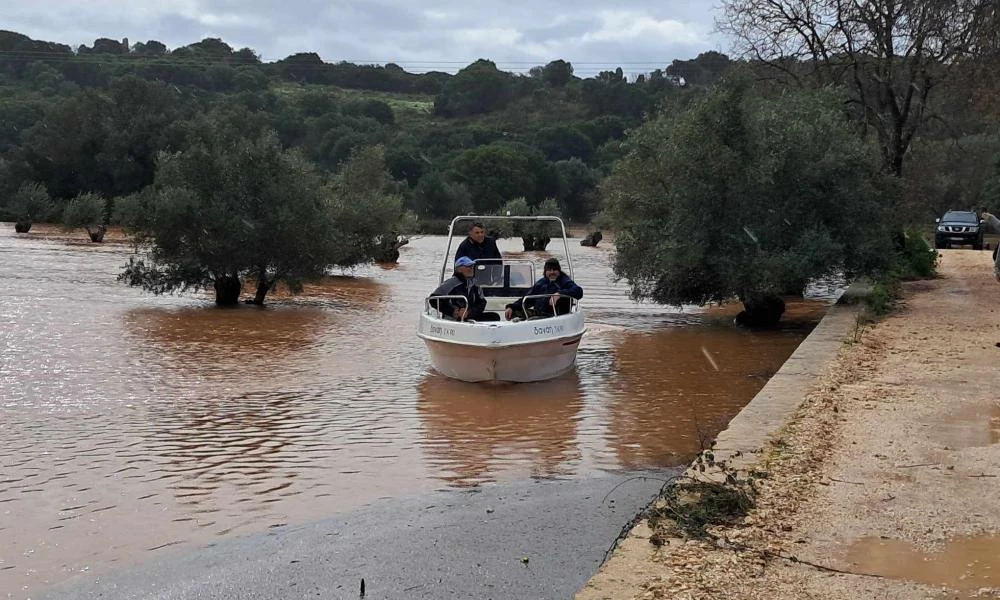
[0,227,835,595]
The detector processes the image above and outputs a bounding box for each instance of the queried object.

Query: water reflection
[417,373,585,486]
[0,229,830,596]
[123,305,336,361]
[140,391,322,506]
[594,324,814,469]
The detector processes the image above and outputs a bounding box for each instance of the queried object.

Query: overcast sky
[0,0,726,76]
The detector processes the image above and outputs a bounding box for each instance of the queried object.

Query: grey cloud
[0,0,725,73]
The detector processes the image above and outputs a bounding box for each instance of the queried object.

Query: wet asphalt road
[38,471,674,600]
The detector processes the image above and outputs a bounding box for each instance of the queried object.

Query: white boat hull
[418,312,585,383]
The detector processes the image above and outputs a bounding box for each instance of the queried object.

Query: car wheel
[974,242,983,251]
[935,239,946,249]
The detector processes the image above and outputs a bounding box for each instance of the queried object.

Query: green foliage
[0,29,741,231]
[531,60,575,87]
[577,116,627,147]
[343,98,395,125]
[434,60,518,117]
[295,89,339,117]
[448,142,553,212]
[63,192,108,241]
[118,130,399,304]
[492,197,563,250]
[902,134,1000,223]
[665,51,733,86]
[647,448,761,540]
[413,171,472,218]
[895,231,938,280]
[327,145,414,264]
[865,280,896,316]
[553,158,600,221]
[864,230,939,316]
[533,125,593,162]
[4,181,52,222]
[604,81,897,309]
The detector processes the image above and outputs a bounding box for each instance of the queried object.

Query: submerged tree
[118,129,405,305]
[5,181,53,232]
[327,145,415,264]
[494,197,563,251]
[63,192,108,241]
[603,82,896,325]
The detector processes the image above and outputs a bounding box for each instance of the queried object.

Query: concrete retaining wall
[575,293,867,599]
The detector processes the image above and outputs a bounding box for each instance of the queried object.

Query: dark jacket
[455,236,502,262]
[507,273,583,317]
[429,272,487,319]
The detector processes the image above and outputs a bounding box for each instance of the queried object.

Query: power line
[0,50,679,68]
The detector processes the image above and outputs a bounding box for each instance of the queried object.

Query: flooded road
[0,225,835,596]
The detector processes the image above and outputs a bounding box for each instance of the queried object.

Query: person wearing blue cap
[428,256,501,321]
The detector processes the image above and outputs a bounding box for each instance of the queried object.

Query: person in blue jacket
[504,258,583,320]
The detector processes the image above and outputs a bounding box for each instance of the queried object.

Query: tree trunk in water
[87,225,107,243]
[373,236,409,263]
[580,231,603,247]
[521,236,551,251]
[735,294,785,327]
[14,220,31,233]
[251,278,270,305]
[214,275,241,306]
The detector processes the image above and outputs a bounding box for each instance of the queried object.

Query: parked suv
[935,210,984,249]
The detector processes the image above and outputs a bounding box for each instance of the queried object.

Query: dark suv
[935,210,984,250]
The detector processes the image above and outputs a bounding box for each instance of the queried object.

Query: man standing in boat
[505,258,583,320]
[429,256,502,321]
[455,221,501,262]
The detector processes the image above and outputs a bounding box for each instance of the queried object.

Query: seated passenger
[504,258,583,320]
[429,256,502,321]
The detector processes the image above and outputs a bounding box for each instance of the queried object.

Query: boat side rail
[424,294,470,320]
[510,293,580,320]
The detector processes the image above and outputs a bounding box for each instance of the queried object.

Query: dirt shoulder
[578,249,1000,599]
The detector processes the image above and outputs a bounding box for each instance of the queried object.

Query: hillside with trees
[0,30,718,234]
[1,20,998,314]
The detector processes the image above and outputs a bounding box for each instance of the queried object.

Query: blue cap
[455,256,475,268]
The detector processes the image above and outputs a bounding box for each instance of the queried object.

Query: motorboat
[417,215,586,383]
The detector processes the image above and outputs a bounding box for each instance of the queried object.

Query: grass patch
[647,449,764,541]
[865,229,939,317]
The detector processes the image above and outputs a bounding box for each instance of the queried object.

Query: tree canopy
[117,128,408,305]
[604,81,897,322]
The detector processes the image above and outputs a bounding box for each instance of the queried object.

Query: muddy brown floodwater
[0,224,837,597]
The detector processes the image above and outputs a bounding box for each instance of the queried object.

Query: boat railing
[424,292,580,323]
[424,294,470,320]
[511,293,580,321]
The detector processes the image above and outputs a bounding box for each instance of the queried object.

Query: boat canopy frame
[439,215,574,285]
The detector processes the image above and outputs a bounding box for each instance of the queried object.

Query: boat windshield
[476,260,535,297]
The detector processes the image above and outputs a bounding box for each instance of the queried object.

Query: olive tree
[5,181,52,232]
[603,82,896,325]
[493,197,563,251]
[63,192,107,241]
[118,129,406,305]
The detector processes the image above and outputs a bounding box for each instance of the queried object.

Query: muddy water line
[848,535,1000,596]
[0,225,833,596]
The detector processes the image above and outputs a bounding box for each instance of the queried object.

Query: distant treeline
[1,26,997,231]
[0,30,734,228]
